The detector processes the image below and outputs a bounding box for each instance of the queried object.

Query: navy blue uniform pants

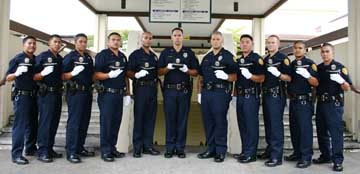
[289,99,314,161]
[163,89,190,152]
[37,92,62,156]
[316,101,344,164]
[65,91,92,155]
[133,86,157,151]
[97,92,123,155]
[236,94,260,157]
[201,89,231,155]
[262,94,286,160]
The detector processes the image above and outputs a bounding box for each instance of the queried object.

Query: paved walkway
[0,150,359,174]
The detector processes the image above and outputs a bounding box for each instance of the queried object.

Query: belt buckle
[176,84,182,90]
[206,83,212,90]
[301,100,307,105]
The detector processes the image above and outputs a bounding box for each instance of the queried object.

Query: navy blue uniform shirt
[235,51,265,89]
[63,50,94,87]
[199,48,237,85]
[158,47,199,85]
[128,47,158,81]
[288,57,318,95]
[263,51,291,88]
[34,50,63,87]
[317,59,352,96]
[6,52,37,90]
[94,48,127,89]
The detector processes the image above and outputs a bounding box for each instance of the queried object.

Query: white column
[348,0,360,141]
[93,14,108,52]
[252,18,266,56]
[0,0,11,129]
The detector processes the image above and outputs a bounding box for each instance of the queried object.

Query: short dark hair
[171,27,183,34]
[321,42,334,50]
[240,34,253,41]
[22,36,36,44]
[293,40,306,47]
[49,34,62,41]
[107,32,121,39]
[268,34,280,41]
[74,33,87,42]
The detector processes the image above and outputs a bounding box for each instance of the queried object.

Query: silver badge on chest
[268,59,273,64]
[24,58,30,63]
[297,60,302,66]
[79,57,84,63]
[115,61,120,67]
[240,58,245,64]
[47,57,53,63]
[176,58,181,64]
[331,64,336,70]
[215,61,220,67]
[218,55,223,61]
[145,62,149,68]
[183,52,188,58]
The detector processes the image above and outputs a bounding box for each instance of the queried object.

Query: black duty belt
[202,83,229,91]
[262,86,281,96]
[104,87,124,94]
[165,83,189,92]
[317,93,344,103]
[289,93,312,101]
[137,79,157,87]
[16,90,36,97]
[237,87,257,96]
[47,86,63,92]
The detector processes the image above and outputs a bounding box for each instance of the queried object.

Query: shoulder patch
[311,64,317,72]
[284,58,290,66]
[258,58,264,66]
[342,67,348,75]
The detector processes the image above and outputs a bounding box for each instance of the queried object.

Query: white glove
[240,68,252,79]
[267,67,281,77]
[296,68,311,79]
[214,70,229,80]
[197,94,201,104]
[40,66,54,77]
[14,66,28,77]
[70,65,85,76]
[167,63,175,70]
[179,64,188,73]
[108,69,123,79]
[123,95,131,106]
[330,74,345,84]
[135,70,149,79]
[231,96,237,108]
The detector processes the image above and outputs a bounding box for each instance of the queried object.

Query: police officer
[260,35,291,162]
[286,41,318,168]
[127,32,160,158]
[313,43,352,172]
[197,31,237,162]
[63,33,95,163]
[233,34,265,164]
[33,35,63,162]
[158,28,199,158]
[6,36,38,165]
[94,32,131,162]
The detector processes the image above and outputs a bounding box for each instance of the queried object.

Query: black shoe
[233,153,245,159]
[333,163,343,172]
[164,150,174,158]
[296,161,311,168]
[49,150,63,158]
[257,152,270,160]
[238,155,257,163]
[214,154,226,163]
[67,154,81,163]
[284,154,300,162]
[198,151,216,159]
[133,150,142,158]
[176,150,186,158]
[12,156,29,165]
[143,148,160,156]
[78,149,95,157]
[112,150,125,158]
[265,159,282,167]
[25,150,37,156]
[101,154,114,162]
[38,155,53,163]
[312,156,331,164]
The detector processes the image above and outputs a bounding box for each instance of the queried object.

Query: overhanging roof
[79,0,287,47]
